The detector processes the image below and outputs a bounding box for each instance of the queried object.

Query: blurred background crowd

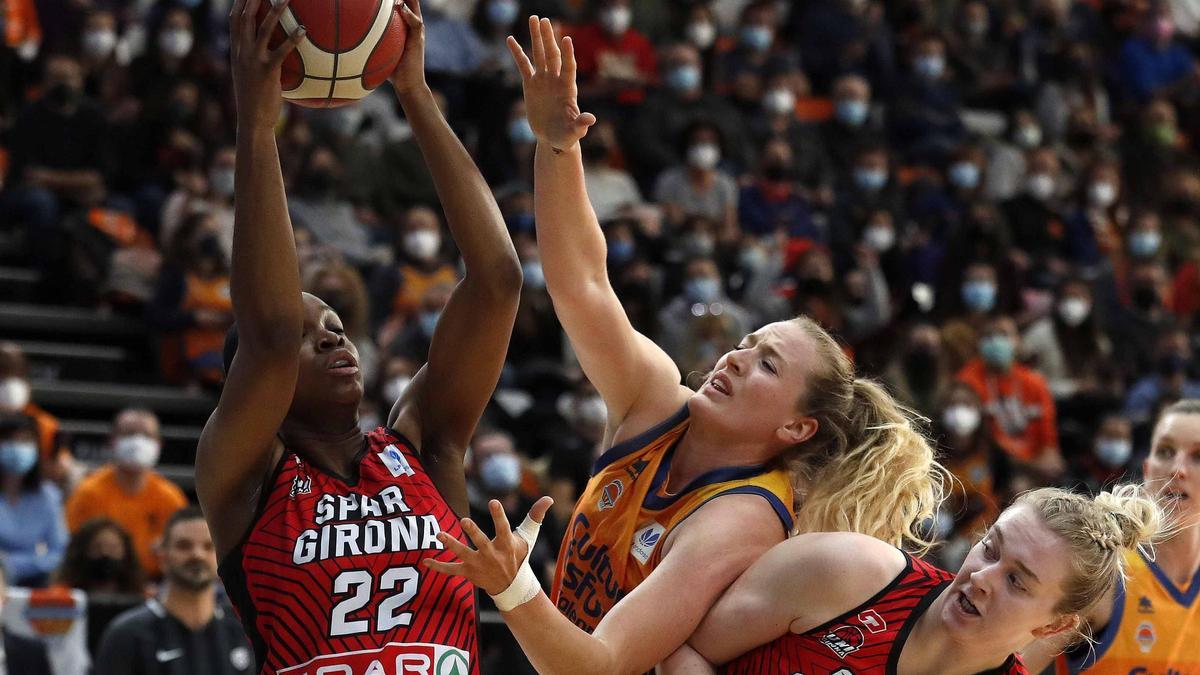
[3,0,1200,671]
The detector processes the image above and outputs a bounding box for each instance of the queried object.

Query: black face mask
[797,276,833,296]
[1132,284,1160,311]
[87,555,124,583]
[302,170,338,196]
[45,83,81,109]
[763,163,791,182]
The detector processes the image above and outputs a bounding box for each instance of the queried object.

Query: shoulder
[775,532,905,578]
[70,468,111,496]
[665,492,787,561]
[35,482,62,504]
[149,472,188,502]
[1016,365,1051,391]
[103,602,159,637]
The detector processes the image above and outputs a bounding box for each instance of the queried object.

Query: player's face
[295,293,364,408]
[1143,412,1200,522]
[161,519,217,591]
[691,321,816,447]
[942,505,1075,654]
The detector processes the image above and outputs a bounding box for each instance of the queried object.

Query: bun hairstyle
[1017,485,1163,615]
[783,317,947,553]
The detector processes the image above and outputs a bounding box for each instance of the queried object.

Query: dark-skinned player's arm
[195,0,306,562]
[385,0,522,517]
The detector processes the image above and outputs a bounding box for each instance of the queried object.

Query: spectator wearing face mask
[795,0,896,93]
[982,109,1040,201]
[1123,329,1200,428]
[384,282,454,365]
[510,234,565,367]
[160,146,236,261]
[128,8,216,115]
[56,517,144,595]
[1106,261,1177,380]
[377,205,458,327]
[940,261,1003,371]
[581,120,644,222]
[1122,99,1188,206]
[1062,159,1127,270]
[747,72,834,200]
[821,75,884,180]
[1020,278,1113,400]
[738,138,819,240]
[657,258,752,374]
[0,413,68,587]
[0,344,67,475]
[65,409,187,578]
[1002,147,1070,267]
[957,315,1065,483]
[831,143,903,248]
[714,1,797,95]
[569,0,657,109]
[288,145,388,270]
[889,33,965,164]
[1075,414,1135,494]
[147,212,233,386]
[78,10,126,102]
[654,121,739,237]
[628,43,749,185]
[883,323,953,418]
[946,0,1017,110]
[931,383,1009,569]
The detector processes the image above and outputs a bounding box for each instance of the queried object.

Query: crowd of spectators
[5,0,1200,670]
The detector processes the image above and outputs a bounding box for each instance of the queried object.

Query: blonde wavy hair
[1016,484,1163,618]
[782,317,948,553]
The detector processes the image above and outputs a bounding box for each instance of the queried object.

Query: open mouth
[327,352,360,376]
[709,372,732,396]
[957,591,980,617]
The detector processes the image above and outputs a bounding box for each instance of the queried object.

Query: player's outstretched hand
[506,16,596,150]
[425,496,554,596]
[229,0,305,129]
[388,0,427,95]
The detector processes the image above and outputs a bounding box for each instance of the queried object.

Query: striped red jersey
[218,427,477,675]
[721,553,1026,675]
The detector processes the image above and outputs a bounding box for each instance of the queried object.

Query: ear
[1031,613,1079,640]
[777,416,818,446]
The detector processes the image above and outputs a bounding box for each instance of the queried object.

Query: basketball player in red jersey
[196,0,521,673]
[654,486,1162,675]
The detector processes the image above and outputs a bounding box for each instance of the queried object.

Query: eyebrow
[993,525,1041,585]
[744,334,785,371]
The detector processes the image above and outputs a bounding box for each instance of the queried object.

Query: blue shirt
[422,12,484,76]
[0,483,68,585]
[1120,37,1196,103]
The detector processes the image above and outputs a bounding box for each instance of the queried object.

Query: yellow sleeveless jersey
[1057,548,1200,674]
[549,406,794,633]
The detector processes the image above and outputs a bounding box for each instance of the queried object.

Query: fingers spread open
[541,18,561,76]
[268,26,305,68]
[435,530,475,559]
[529,495,554,524]
[561,36,577,80]
[422,558,465,576]
[257,0,291,54]
[459,517,492,552]
[529,16,545,73]
[507,36,534,81]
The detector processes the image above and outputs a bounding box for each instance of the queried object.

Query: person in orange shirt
[957,315,1066,487]
[0,342,77,488]
[65,408,187,578]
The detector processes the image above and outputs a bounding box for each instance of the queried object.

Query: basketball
[258,0,407,108]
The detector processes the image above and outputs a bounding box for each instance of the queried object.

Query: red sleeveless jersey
[721,553,1026,675]
[217,427,478,675]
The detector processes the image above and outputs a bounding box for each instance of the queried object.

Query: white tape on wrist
[490,514,543,612]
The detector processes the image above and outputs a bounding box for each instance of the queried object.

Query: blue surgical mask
[508,117,536,145]
[479,453,522,494]
[486,0,518,26]
[522,261,546,290]
[665,65,701,93]
[979,335,1014,369]
[961,280,997,312]
[608,239,635,265]
[949,161,980,190]
[418,310,441,338]
[740,25,772,51]
[835,99,869,127]
[914,54,945,80]
[507,211,535,234]
[854,167,888,192]
[1095,439,1132,469]
[0,441,37,477]
[685,277,721,304]
[1129,230,1162,258]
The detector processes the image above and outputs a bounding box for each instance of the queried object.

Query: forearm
[659,644,717,675]
[231,125,303,346]
[397,86,520,281]
[502,594,620,675]
[533,143,610,295]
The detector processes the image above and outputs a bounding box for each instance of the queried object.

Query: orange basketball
[258,0,408,108]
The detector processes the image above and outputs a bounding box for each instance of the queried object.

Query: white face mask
[1026,172,1056,201]
[478,453,522,494]
[0,378,30,411]
[686,21,716,49]
[763,88,796,116]
[1057,297,1091,326]
[1088,182,1117,208]
[404,230,441,261]
[209,167,235,198]
[83,29,118,59]
[113,433,161,469]
[687,143,720,170]
[601,6,632,35]
[864,225,895,252]
[1015,125,1042,148]
[158,28,193,58]
[383,375,412,403]
[942,404,981,437]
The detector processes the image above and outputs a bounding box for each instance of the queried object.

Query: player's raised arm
[385,0,522,516]
[507,18,687,438]
[195,0,306,560]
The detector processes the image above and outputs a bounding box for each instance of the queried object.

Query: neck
[279,415,363,478]
[1155,521,1200,588]
[904,589,1016,675]
[115,466,147,494]
[162,582,214,631]
[2,474,22,501]
[687,167,715,184]
[670,415,776,492]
